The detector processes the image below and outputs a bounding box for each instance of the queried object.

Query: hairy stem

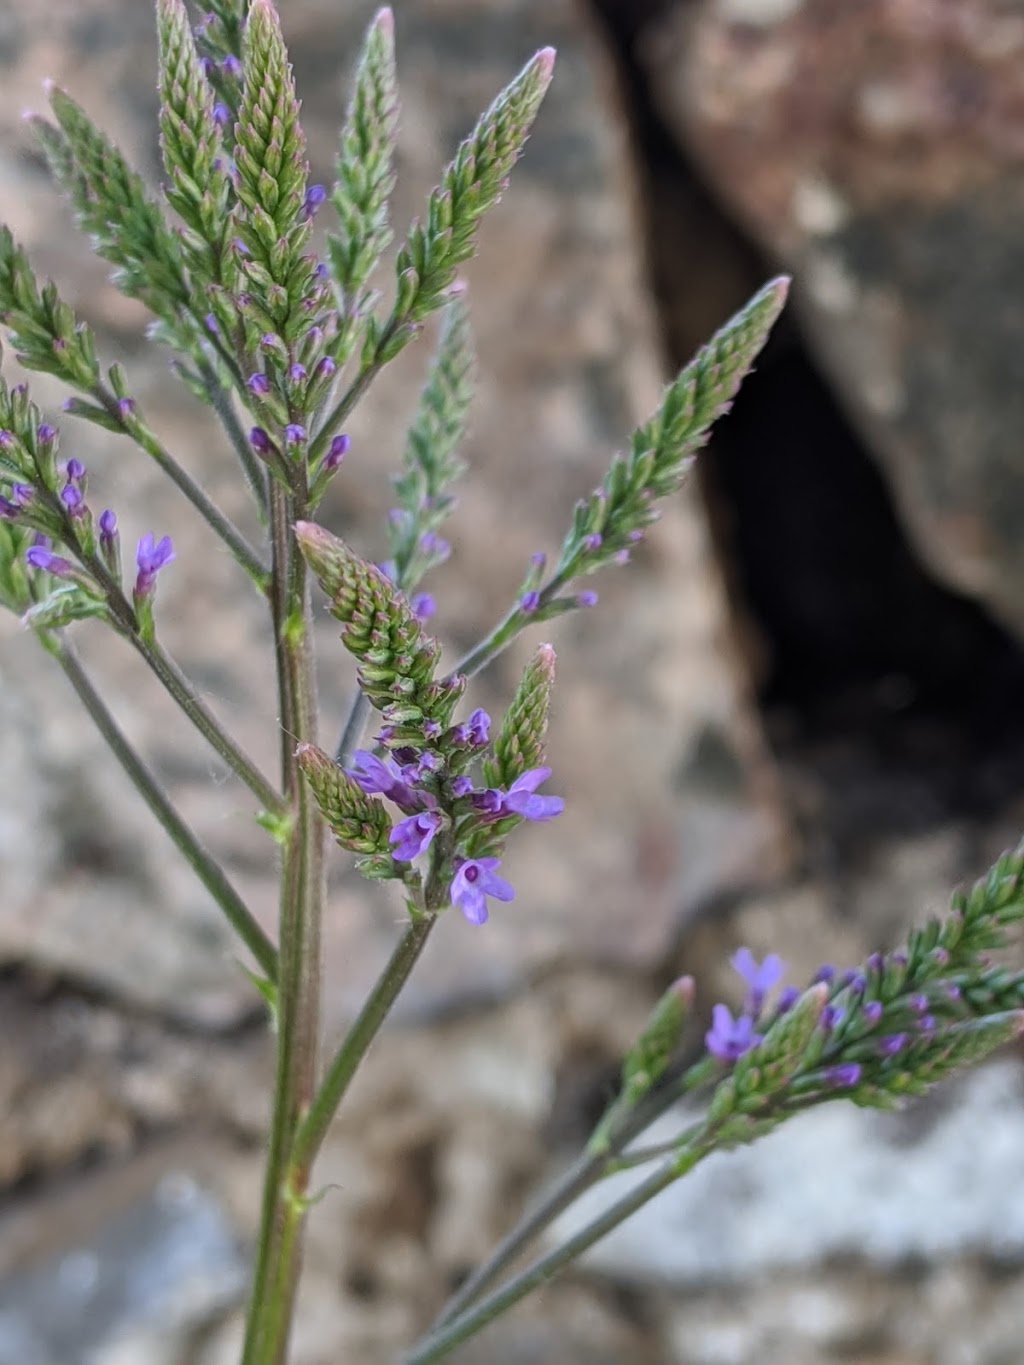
[48,635,277,982]
[290,913,437,1175]
[241,478,325,1365]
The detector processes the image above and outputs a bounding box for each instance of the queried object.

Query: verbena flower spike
[5,6,1018,1364]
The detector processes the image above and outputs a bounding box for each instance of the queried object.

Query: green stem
[447,572,572,684]
[429,1053,718,1331]
[136,634,283,815]
[333,688,371,766]
[197,358,270,520]
[404,1138,713,1365]
[97,384,269,588]
[240,479,325,1365]
[308,349,389,464]
[49,635,277,982]
[290,913,437,1174]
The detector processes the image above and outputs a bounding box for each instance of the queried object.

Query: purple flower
[389,810,443,861]
[583,532,602,551]
[284,424,306,445]
[324,434,349,470]
[419,531,450,560]
[495,767,563,822]
[450,775,472,797]
[60,483,84,513]
[25,545,72,576]
[825,1063,862,1088]
[452,708,490,747]
[36,423,55,443]
[731,948,785,1015]
[909,993,930,1014]
[820,1004,843,1032]
[776,986,800,1014]
[212,101,230,127]
[249,427,273,455]
[0,495,20,519]
[221,53,243,78]
[315,356,337,379]
[862,1000,884,1026]
[134,533,175,596]
[99,509,117,541]
[450,857,515,925]
[411,592,435,621]
[288,362,307,383]
[65,458,85,480]
[248,373,270,396]
[812,964,835,985]
[117,397,136,419]
[11,484,33,506]
[204,312,219,334]
[347,750,419,812]
[520,590,540,613]
[302,183,327,219]
[576,591,598,608]
[705,1004,760,1061]
[842,969,867,993]
[879,1033,907,1057]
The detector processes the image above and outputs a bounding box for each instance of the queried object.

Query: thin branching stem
[49,634,277,981]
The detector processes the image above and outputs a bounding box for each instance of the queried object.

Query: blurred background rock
[2,0,1024,1360]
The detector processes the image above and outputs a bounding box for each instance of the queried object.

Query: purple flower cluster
[346,707,563,925]
[704,947,784,1062]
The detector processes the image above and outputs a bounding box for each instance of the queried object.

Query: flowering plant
[2,2,1024,1361]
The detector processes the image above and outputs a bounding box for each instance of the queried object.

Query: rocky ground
[3,0,1024,1361]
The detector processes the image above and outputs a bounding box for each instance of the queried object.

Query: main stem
[241,479,325,1365]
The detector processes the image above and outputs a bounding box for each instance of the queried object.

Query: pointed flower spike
[483,642,556,789]
[296,742,393,856]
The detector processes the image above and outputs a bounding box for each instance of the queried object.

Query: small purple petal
[302,183,327,219]
[879,1033,907,1056]
[450,775,472,797]
[825,1063,861,1088]
[99,509,117,540]
[862,1000,884,1026]
[65,458,85,480]
[411,592,435,621]
[576,590,598,608]
[450,857,515,925]
[249,426,273,454]
[248,373,270,395]
[315,356,337,379]
[389,810,443,862]
[26,546,72,576]
[284,424,306,445]
[520,590,540,613]
[324,433,349,470]
[288,363,307,383]
[36,423,56,443]
[705,1004,760,1061]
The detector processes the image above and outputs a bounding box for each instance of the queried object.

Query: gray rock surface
[645,0,1024,639]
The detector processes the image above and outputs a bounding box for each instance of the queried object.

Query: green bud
[483,642,556,788]
[296,741,392,855]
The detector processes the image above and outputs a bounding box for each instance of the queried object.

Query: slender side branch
[197,357,270,519]
[404,1144,710,1365]
[50,636,277,981]
[96,384,269,587]
[290,913,437,1173]
[136,634,283,814]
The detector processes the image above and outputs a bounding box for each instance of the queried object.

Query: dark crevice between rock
[587,0,1024,837]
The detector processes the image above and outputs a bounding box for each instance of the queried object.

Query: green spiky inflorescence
[33,90,190,328]
[387,295,474,588]
[482,643,555,789]
[295,742,392,857]
[232,0,319,341]
[328,6,399,366]
[372,46,555,366]
[157,0,231,281]
[295,521,464,740]
[556,276,789,581]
